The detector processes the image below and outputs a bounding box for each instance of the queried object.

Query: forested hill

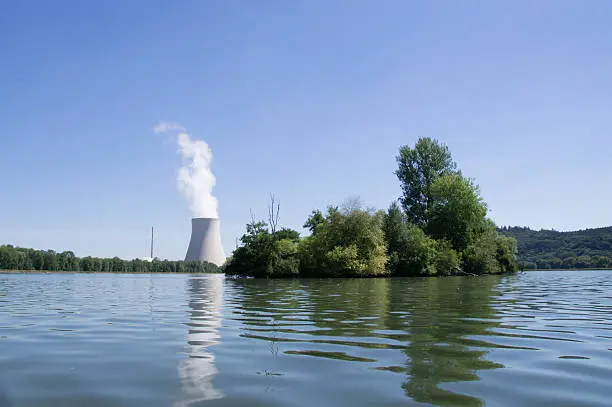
[498,226,612,270]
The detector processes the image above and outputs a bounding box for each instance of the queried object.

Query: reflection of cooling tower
[175,275,224,406]
[185,218,226,266]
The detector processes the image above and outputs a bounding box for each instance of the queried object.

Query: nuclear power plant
[184,217,226,266]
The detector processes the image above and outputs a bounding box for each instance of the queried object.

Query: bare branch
[275,200,280,232]
[267,193,280,234]
[341,196,363,213]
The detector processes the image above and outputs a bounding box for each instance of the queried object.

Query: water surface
[1,270,611,406]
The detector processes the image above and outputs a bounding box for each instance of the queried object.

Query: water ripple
[1,271,611,406]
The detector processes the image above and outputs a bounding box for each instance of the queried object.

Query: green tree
[303,210,325,234]
[383,203,437,276]
[275,228,300,242]
[392,139,517,276]
[0,246,19,270]
[303,206,388,277]
[382,202,407,274]
[224,221,275,277]
[32,250,45,270]
[427,173,488,252]
[43,250,59,271]
[495,235,518,274]
[271,238,301,277]
[383,201,462,277]
[433,239,460,276]
[395,138,457,227]
[224,220,302,278]
[462,227,500,275]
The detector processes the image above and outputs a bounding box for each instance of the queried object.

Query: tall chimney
[151,226,154,259]
[185,218,226,266]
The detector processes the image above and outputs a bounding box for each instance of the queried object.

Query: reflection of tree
[231,279,305,345]
[389,276,504,407]
[232,279,306,327]
[175,275,224,407]
[233,278,394,371]
[234,278,391,339]
[229,279,309,378]
[307,278,391,336]
[231,276,503,406]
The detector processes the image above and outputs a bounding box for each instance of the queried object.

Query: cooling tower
[185,218,226,266]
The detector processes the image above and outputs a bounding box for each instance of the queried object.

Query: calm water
[1,271,611,407]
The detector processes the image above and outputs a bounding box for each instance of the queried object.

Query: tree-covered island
[224,138,519,278]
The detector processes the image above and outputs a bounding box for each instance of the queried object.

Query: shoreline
[0,270,223,275]
[2,269,609,277]
[0,270,516,278]
[523,267,612,272]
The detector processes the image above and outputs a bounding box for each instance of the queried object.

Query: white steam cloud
[154,122,219,218]
[153,122,186,134]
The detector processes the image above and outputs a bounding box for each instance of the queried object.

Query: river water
[0,270,611,407]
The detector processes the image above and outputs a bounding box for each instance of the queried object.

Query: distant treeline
[224,138,518,278]
[0,245,220,273]
[499,226,612,270]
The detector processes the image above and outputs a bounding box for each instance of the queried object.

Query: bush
[383,203,436,276]
[462,230,500,275]
[433,240,460,276]
[495,235,518,273]
[304,206,389,277]
[223,222,301,278]
[270,239,301,277]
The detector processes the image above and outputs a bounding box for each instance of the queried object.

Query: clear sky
[1,1,611,260]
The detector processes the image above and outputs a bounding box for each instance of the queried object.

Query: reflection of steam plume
[175,275,224,406]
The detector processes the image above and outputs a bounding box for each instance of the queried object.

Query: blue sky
[1,1,611,260]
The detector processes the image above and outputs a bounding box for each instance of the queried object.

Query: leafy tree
[31,250,45,270]
[462,227,500,275]
[427,174,488,252]
[382,202,407,274]
[383,203,436,276]
[271,238,301,277]
[395,137,457,227]
[44,250,59,271]
[0,246,19,270]
[224,221,275,277]
[303,206,388,277]
[433,240,460,276]
[495,235,518,274]
[391,138,517,276]
[275,228,300,242]
[303,210,325,234]
[383,203,460,276]
[223,220,302,278]
[398,226,439,276]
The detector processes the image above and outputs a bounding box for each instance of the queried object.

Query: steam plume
[153,122,185,134]
[155,122,219,218]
